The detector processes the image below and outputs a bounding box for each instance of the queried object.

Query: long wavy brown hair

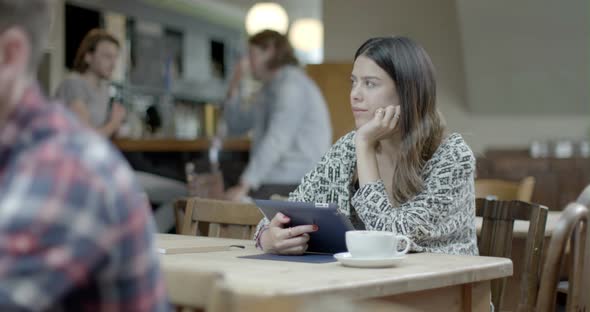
[354,36,446,205]
[73,28,119,73]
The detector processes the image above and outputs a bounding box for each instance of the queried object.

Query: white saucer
[333,252,406,268]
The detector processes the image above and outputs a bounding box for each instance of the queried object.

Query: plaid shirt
[0,85,169,311]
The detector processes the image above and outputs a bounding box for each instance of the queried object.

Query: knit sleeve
[352,138,477,255]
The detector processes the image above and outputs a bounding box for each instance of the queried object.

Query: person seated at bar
[0,1,168,310]
[223,30,333,201]
[55,29,186,233]
[54,28,126,137]
[254,36,478,256]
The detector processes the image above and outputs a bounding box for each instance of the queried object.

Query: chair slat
[476,198,548,311]
[536,202,588,312]
[175,197,263,240]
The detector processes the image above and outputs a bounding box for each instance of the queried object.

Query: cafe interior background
[39,0,590,224]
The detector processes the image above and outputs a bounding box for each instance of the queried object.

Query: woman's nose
[350,86,362,103]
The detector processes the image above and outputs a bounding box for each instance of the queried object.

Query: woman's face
[248,44,274,81]
[350,55,400,129]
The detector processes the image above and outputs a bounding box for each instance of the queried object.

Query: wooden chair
[208,282,401,312]
[476,198,548,311]
[577,184,590,206]
[556,184,590,305]
[536,202,588,312]
[175,197,263,239]
[475,176,536,202]
[165,267,224,312]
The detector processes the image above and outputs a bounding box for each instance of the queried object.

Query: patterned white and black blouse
[255,131,479,256]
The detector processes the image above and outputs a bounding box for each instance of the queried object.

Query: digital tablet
[253,199,355,254]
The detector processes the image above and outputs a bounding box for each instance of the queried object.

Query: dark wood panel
[477,150,590,211]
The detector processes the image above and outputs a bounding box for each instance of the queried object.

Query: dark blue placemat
[238,253,337,263]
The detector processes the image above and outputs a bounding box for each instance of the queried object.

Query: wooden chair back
[577,184,590,206]
[208,282,399,312]
[476,198,548,311]
[475,176,535,202]
[577,184,590,311]
[175,197,263,239]
[536,202,588,312]
[165,267,224,312]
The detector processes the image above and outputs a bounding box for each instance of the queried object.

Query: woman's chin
[353,119,367,129]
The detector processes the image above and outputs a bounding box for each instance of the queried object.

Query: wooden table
[156,233,256,254]
[112,137,251,152]
[476,211,562,310]
[159,235,512,311]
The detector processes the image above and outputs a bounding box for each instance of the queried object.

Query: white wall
[456,0,589,115]
[323,0,590,154]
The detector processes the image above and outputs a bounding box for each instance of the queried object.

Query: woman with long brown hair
[255,36,478,256]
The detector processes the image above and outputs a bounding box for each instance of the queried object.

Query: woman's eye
[365,81,376,88]
[351,79,357,87]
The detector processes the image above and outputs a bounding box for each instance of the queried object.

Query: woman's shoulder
[317,131,356,166]
[430,133,475,167]
[332,131,356,150]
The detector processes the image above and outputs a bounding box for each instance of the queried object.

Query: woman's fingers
[275,233,311,250]
[279,243,309,255]
[390,106,401,129]
[268,212,290,228]
[381,105,395,126]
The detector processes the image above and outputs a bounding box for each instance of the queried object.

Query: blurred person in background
[224,29,332,201]
[0,1,169,310]
[54,28,126,137]
[55,29,186,233]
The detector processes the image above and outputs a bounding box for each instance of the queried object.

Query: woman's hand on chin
[355,105,400,148]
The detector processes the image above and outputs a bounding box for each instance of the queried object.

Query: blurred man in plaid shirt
[0,1,169,310]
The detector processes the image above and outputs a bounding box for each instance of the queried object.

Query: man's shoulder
[17,104,137,198]
[52,127,132,187]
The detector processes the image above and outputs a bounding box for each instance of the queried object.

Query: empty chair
[175,197,263,239]
[536,202,588,312]
[577,184,590,206]
[165,267,224,312]
[476,198,548,311]
[209,282,406,312]
[555,184,590,308]
[475,176,535,202]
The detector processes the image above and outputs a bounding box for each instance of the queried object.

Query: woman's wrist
[355,136,380,185]
[255,225,270,250]
[355,137,377,156]
[355,133,377,149]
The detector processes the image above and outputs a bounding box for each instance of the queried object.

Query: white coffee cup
[346,230,411,259]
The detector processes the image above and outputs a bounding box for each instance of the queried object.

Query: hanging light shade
[288,18,323,52]
[245,2,289,35]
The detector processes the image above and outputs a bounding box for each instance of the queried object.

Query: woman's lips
[352,107,368,115]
